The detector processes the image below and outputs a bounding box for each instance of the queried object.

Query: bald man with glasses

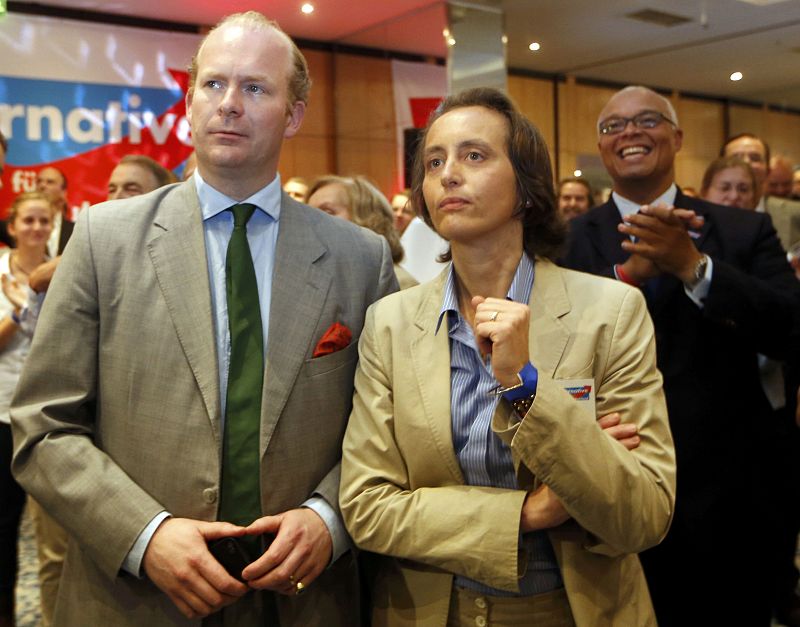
[562,85,800,627]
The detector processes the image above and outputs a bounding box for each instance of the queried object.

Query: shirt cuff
[122,511,171,578]
[303,496,350,565]
[502,362,538,402]
[684,256,713,308]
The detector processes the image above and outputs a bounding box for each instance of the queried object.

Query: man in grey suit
[11,11,396,627]
[722,133,800,251]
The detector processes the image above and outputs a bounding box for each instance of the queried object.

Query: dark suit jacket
[57,216,74,254]
[562,191,799,537]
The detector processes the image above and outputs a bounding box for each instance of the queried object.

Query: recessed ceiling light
[301,3,314,15]
[573,169,582,177]
[501,35,508,44]
[529,42,541,52]
[730,71,743,81]
[447,37,456,47]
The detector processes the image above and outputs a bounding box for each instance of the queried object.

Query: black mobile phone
[208,537,251,582]
[208,534,276,582]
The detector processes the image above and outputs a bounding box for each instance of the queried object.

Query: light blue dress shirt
[123,172,346,576]
[436,253,563,596]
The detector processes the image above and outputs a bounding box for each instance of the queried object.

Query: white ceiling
[12,0,800,109]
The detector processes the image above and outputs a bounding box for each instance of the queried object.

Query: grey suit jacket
[11,180,397,627]
[766,195,800,251]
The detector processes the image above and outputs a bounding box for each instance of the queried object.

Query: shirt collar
[435,253,535,335]
[612,183,678,219]
[194,170,283,222]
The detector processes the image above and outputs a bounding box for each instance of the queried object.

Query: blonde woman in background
[308,175,418,289]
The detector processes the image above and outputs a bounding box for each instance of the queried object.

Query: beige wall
[279,49,800,199]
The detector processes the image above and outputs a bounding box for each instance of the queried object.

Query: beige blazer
[11,181,396,627]
[340,259,676,627]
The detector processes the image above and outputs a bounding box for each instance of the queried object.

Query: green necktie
[219,203,264,529]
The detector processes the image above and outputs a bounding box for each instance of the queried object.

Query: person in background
[700,156,757,210]
[564,85,800,627]
[35,168,72,257]
[308,175,417,289]
[0,192,53,627]
[340,87,675,627]
[30,155,178,295]
[556,177,593,221]
[792,168,800,200]
[107,155,177,200]
[283,176,308,202]
[722,133,800,251]
[390,189,414,235]
[768,155,795,199]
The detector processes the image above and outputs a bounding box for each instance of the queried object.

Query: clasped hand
[471,295,530,388]
[618,203,705,284]
[143,508,331,619]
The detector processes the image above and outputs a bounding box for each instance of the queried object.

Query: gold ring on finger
[295,581,306,596]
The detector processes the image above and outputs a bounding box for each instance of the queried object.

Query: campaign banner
[391,59,446,192]
[0,13,201,217]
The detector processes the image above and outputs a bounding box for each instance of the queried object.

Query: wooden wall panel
[729,105,800,166]
[556,81,616,183]
[278,48,800,200]
[334,53,397,196]
[672,95,725,191]
[278,48,335,182]
[508,75,556,169]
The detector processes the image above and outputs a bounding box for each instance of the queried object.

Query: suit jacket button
[203,488,218,504]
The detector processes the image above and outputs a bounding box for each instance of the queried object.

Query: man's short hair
[558,177,594,203]
[410,87,565,261]
[597,85,680,133]
[118,154,177,188]
[721,132,770,165]
[188,11,311,108]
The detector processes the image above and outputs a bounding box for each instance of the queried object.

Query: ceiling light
[528,42,541,52]
[501,35,508,44]
[730,71,743,81]
[573,169,582,177]
[301,3,314,14]
[447,37,456,47]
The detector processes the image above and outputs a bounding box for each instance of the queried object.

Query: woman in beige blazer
[340,88,676,627]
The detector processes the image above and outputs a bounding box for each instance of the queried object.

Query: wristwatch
[685,254,709,290]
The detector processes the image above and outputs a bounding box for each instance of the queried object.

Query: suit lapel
[588,200,628,266]
[528,259,571,378]
[409,271,465,484]
[260,195,330,453]
[147,182,220,431]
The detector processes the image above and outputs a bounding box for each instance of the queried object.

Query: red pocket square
[313,322,352,358]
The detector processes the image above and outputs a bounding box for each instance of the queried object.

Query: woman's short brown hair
[410,87,565,261]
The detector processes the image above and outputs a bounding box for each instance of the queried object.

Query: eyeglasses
[598,111,676,135]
